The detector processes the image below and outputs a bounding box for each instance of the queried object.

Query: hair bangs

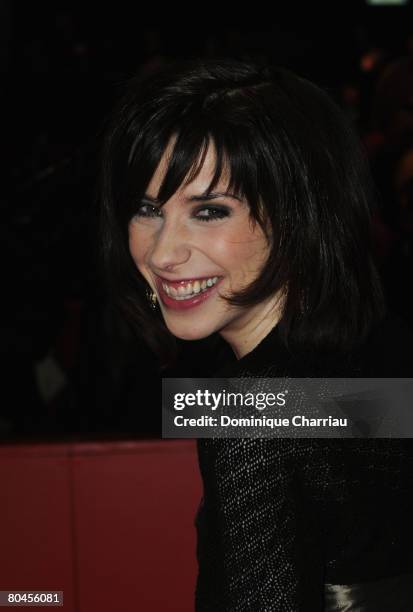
[156,127,210,204]
[118,122,174,223]
[212,126,269,235]
[158,123,265,234]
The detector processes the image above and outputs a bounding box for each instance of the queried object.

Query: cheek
[213,226,269,280]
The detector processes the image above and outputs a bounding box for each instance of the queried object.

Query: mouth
[154,274,224,310]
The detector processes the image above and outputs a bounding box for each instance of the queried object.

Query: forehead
[145,139,231,199]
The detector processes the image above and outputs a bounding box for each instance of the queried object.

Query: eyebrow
[188,192,242,202]
[143,191,242,204]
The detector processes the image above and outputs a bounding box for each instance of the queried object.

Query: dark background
[2,1,413,441]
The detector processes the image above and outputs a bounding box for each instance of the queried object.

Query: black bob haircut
[100,58,385,367]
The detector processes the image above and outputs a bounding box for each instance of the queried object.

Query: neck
[219,293,284,360]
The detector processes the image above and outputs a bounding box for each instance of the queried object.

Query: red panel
[73,439,202,612]
[0,443,75,611]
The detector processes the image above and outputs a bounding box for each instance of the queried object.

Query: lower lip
[156,278,223,311]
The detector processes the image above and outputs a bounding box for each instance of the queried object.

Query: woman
[100,59,413,610]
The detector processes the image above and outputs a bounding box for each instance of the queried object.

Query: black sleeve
[195,438,324,611]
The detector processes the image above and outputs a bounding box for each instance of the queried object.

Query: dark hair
[100,58,385,367]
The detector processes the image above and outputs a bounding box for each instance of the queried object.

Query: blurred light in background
[366,0,409,5]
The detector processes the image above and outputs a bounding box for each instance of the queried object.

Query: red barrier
[0,439,202,612]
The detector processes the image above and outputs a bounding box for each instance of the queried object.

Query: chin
[163,320,217,342]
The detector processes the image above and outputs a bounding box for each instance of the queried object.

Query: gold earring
[146,288,157,309]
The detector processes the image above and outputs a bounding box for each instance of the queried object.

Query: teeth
[162,277,219,300]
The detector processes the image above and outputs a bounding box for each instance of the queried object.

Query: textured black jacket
[195,316,413,611]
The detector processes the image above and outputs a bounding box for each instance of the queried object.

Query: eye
[195,206,231,222]
[133,204,162,219]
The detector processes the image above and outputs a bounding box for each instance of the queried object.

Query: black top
[195,316,413,611]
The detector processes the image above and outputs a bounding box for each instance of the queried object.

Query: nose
[148,217,191,273]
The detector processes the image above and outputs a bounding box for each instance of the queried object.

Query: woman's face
[128,142,282,357]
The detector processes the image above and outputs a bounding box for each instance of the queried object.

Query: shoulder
[215,314,413,378]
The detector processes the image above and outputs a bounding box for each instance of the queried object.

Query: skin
[128,141,283,359]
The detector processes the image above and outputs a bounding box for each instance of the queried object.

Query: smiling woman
[128,141,279,353]
[100,58,384,367]
[100,59,413,611]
